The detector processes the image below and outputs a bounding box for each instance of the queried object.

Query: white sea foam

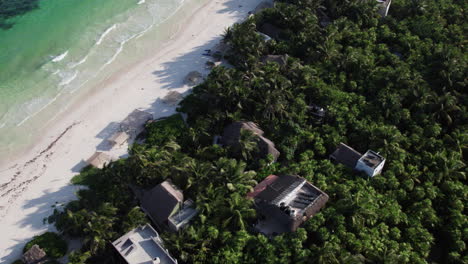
[97,24,118,45]
[59,71,78,86]
[68,55,89,68]
[51,51,69,62]
[137,0,146,4]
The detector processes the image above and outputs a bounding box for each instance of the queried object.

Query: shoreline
[0,0,261,261]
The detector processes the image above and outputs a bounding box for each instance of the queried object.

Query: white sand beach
[0,0,263,262]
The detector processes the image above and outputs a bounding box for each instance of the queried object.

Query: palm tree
[238,130,258,160]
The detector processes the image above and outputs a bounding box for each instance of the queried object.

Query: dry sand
[0,0,263,261]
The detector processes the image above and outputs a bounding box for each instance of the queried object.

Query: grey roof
[220,121,280,161]
[250,175,329,235]
[261,55,289,67]
[140,180,184,226]
[112,224,177,264]
[22,244,47,264]
[330,143,362,168]
[255,175,304,203]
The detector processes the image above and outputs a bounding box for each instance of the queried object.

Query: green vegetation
[23,232,67,259]
[45,0,466,263]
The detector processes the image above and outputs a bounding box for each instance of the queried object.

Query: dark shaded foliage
[0,0,40,29]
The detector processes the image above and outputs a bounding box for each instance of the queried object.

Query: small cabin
[330,143,385,177]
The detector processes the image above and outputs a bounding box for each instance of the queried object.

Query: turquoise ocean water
[0,0,196,163]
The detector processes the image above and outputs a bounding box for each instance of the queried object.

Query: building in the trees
[247,175,329,236]
[376,0,391,17]
[330,143,386,177]
[22,244,47,264]
[112,224,178,264]
[307,104,326,123]
[139,180,197,231]
[220,121,280,162]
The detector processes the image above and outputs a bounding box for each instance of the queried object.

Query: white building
[355,150,386,177]
[112,224,178,264]
[330,143,386,177]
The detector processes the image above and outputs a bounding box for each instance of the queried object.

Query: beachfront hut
[112,224,178,264]
[108,131,130,146]
[261,55,289,67]
[162,91,183,106]
[120,109,153,136]
[184,71,203,86]
[22,244,47,264]
[247,175,329,236]
[86,151,111,169]
[220,121,280,162]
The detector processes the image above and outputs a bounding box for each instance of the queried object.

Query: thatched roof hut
[22,244,47,264]
[86,152,111,169]
[120,109,153,135]
[184,71,203,86]
[108,131,129,146]
[220,121,280,161]
[162,91,183,106]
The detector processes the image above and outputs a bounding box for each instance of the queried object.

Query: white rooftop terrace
[112,224,177,264]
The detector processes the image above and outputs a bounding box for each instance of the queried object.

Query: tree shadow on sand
[150,0,256,90]
[1,184,79,263]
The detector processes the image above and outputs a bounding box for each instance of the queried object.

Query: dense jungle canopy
[41,0,467,263]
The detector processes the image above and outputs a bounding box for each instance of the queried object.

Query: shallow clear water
[0,0,189,160]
